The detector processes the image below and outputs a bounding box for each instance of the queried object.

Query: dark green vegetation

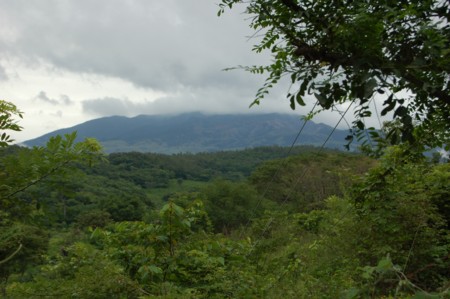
[23,113,352,153]
[219,0,450,150]
[3,0,450,296]
[2,135,449,297]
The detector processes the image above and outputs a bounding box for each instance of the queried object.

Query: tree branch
[279,0,304,13]
[0,243,22,265]
[2,160,71,200]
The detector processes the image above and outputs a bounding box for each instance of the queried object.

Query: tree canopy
[0,103,448,297]
[219,0,450,149]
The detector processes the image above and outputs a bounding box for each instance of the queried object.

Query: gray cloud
[60,94,73,105]
[3,0,356,134]
[0,64,8,81]
[82,97,142,116]
[82,84,298,118]
[0,0,266,92]
[35,91,58,105]
[80,95,247,117]
[34,91,74,106]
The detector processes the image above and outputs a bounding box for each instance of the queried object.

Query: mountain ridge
[23,113,352,153]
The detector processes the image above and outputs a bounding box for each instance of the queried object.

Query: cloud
[2,0,381,143]
[0,0,265,93]
[35,91,58,105]
[82,97,142,116]
[34,91,74,106]
[81,82,299,118]
[0,64,8,81]
[81,95,236,117]
[60,94,72,105]
[52,110,63,118]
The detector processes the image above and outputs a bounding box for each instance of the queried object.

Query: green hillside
[23,113,353,153]
[2,140,449,298]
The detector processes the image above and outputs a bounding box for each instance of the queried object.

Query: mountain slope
[23,113,352,153]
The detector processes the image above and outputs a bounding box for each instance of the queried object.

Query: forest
[2,0,450,297]
[0,126,449,298]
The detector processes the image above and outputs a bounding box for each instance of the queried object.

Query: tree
[202,180,267,233]
[218,0,449,148]
[0,101,104,297]
[0,223,49,296]
[0,132,104,220]
[0,100,23,147]
[349,145,450,294]
[0,100,104,221]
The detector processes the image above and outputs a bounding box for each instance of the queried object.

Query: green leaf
[217,256,225,266]
[296,93,305,106]
[381,94,395,116]
[361,266,375,279]
[376,256,393,271]
[289,95,296,110]
[364,78,378,98]
[393,106,408,118]
[342,288,359,299]
[156,235,168,242]
[355,120,365,130]
[149,265,163,274]
[411,292,441,299]
[314,93,327,106]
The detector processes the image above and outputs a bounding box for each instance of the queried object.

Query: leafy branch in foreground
[219,0,450,149]
[0,100,105,220]
[0,100,23,147]
[0,101,101,219]
[0,132,104,220]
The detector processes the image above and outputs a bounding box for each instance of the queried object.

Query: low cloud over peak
[34,91,73,106]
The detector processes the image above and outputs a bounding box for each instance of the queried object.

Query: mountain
[23,113,352,153]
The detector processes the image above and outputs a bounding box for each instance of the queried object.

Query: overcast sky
[0,0,382,143]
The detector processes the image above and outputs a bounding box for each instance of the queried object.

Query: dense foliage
[1,135,449,297]
[2,5,450,291]
[218,0,450,149]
